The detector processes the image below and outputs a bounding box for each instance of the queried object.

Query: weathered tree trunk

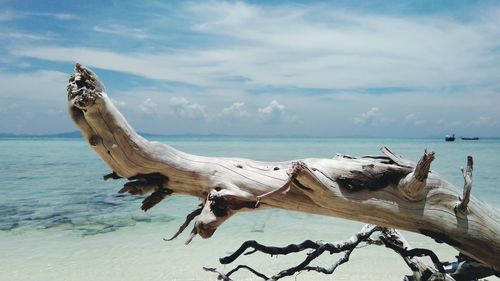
[67,64,500,273]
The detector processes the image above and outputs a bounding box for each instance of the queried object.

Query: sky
[1,0,499,137]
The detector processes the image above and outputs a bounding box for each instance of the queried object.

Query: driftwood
[67,64,499,280]
[204,224,496,281]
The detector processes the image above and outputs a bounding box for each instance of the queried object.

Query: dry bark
[66,64,500,278]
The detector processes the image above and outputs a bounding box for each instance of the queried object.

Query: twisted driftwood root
[206,225,498,281]
[66,64,500,279]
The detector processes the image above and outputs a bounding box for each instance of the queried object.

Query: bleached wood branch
[66,64,500,273]
[398,149,435,201]
[456,156,473,213]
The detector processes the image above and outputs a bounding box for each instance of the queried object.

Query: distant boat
[461,137,479,140]
[445,134,455,142]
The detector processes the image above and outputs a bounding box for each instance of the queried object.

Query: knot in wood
[88,135,101,146]
[209,194,229,217]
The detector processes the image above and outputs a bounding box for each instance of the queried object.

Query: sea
[1,137,499,281]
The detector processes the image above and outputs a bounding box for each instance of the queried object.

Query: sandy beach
[0,205,461,281]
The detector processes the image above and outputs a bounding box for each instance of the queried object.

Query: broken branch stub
[67,64,500,271]
[456,156,473,213]
[398,150,435,201]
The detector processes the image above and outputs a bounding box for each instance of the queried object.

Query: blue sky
[1,0,499,137]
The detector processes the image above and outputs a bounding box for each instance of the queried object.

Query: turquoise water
[1,137,499,281]
[1,137,499,236]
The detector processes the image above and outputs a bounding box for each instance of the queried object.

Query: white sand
[0,210,489,281]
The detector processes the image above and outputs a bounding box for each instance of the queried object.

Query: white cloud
[1,31,55,40]
[139,98,158,116]
[219,102,250,118]
[184,1,500,89]
[26,12,78,21]
[93,24,151,39]
[436,118,463,128]
[188,1,258,28]
[0,70,68,101]
[0,70,74,134]
[404,113,426,126]
[468,116,498,127]
[405,113,417,121]
[168,97,207,119]
[0,10,18,21]
[0,103,17,114]
[258,100,285,121]
[4,1,500,136]
[12,3,500,91]
[353,107,379,125]
[12,46,218,86]
[0,10,78,21]
[110,98,127,108]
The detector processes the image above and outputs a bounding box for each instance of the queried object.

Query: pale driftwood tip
[456,156,473,213]
[464,155,473,179]
[414,149,435,181]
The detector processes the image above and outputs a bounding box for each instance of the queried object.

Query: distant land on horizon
[0,131,84,138]
[0,131,497,140]
[0,131,176,138]
[0,131,269,138]
[0,131,306,138]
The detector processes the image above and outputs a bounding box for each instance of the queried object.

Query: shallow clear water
[0,137,499,280]
[1,137,499,235]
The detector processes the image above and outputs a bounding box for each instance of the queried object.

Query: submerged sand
[0,209,464,281]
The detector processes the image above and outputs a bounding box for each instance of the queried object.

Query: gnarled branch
[66,64,500,274]
[206,225,493,281]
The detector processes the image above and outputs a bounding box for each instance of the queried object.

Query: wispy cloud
[93,24,151,39]
[353,107,380,126]
[110,98,127,108]
[0,70,68,101]
[0,10,78,21]
[0,10,18,21]
[139,98,158,116]
[404,113,425,126]
[468,116,498,128]
[12,46,220,86]
[25,12,78,21]
[0,70,73,134]
[0,103,17,114]
[2,31,55,40]
[219,102,250,118]
[257,100,298,123]
[2,1,500,136]
[184,1,500,89]
[12,1,500,92]
[168,97,207,119]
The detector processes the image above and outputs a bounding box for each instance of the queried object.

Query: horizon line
[1,131,498,140]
